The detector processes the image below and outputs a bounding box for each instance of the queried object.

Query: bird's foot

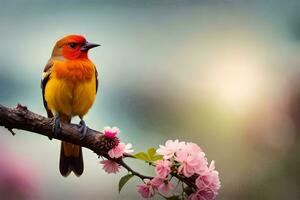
[78,119,88,140]
[51,116,61,139]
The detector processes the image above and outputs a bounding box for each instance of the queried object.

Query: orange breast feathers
[53,58,95,81]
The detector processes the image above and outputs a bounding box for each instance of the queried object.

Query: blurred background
[1,0,300,199]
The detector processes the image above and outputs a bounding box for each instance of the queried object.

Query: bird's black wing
[41,59,54,118]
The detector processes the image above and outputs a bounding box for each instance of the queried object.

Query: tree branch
[0,104,196,190]
[0,104,152,180]
[0,104,104,153]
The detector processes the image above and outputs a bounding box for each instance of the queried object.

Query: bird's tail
[59,114,84,177]
[60,142,84,177]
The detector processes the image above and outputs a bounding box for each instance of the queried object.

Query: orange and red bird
[41,35,99,176]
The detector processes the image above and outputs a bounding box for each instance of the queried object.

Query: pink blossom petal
[108,142,126,158]
[186,142,203,154]
[103,126,120,138]
[188,188,216,200]
[137,183,155,198]
[155,160,171,178]
[195,161,221,193]
[124,143,134,154]
[156,140,185,159]
[100,160,121,174]
[158,181,175,195]
[150,177,165,190]
[176,144,208,177]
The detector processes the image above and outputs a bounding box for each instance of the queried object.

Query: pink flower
[100,160,121,174]
[108,142,134,158]
[176,148,207,177]
[195,161,221,194]
[103,126,120,138]
[137,182,155,198]
[108,142,126,158]
[150,177,175,196]
[186,142,203,153]
[155,160,171,178]
[150,176,164,190]
[156,139,185,159]
[188,188,216,200]
[158,181,175,195]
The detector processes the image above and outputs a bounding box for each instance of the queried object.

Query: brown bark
[0,104,152,180]
[0,104,105,155]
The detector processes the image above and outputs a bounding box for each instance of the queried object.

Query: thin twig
[8,128,16,135]
[115,159,153,180]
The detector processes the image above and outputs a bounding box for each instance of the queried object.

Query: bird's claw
[79,119,88,140]
[51,116,61,139]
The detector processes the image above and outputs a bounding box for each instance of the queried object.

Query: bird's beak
[81,41,100,51]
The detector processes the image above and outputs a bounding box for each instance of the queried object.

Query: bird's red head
[52,35,100,60]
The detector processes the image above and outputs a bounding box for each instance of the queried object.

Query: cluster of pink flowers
[98,128,221,200]
[100,126,133,174]
[137,140,221,200]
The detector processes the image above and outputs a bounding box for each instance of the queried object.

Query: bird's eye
[69,42,78,49]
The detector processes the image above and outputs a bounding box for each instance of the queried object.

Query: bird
[41,35,99,177]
